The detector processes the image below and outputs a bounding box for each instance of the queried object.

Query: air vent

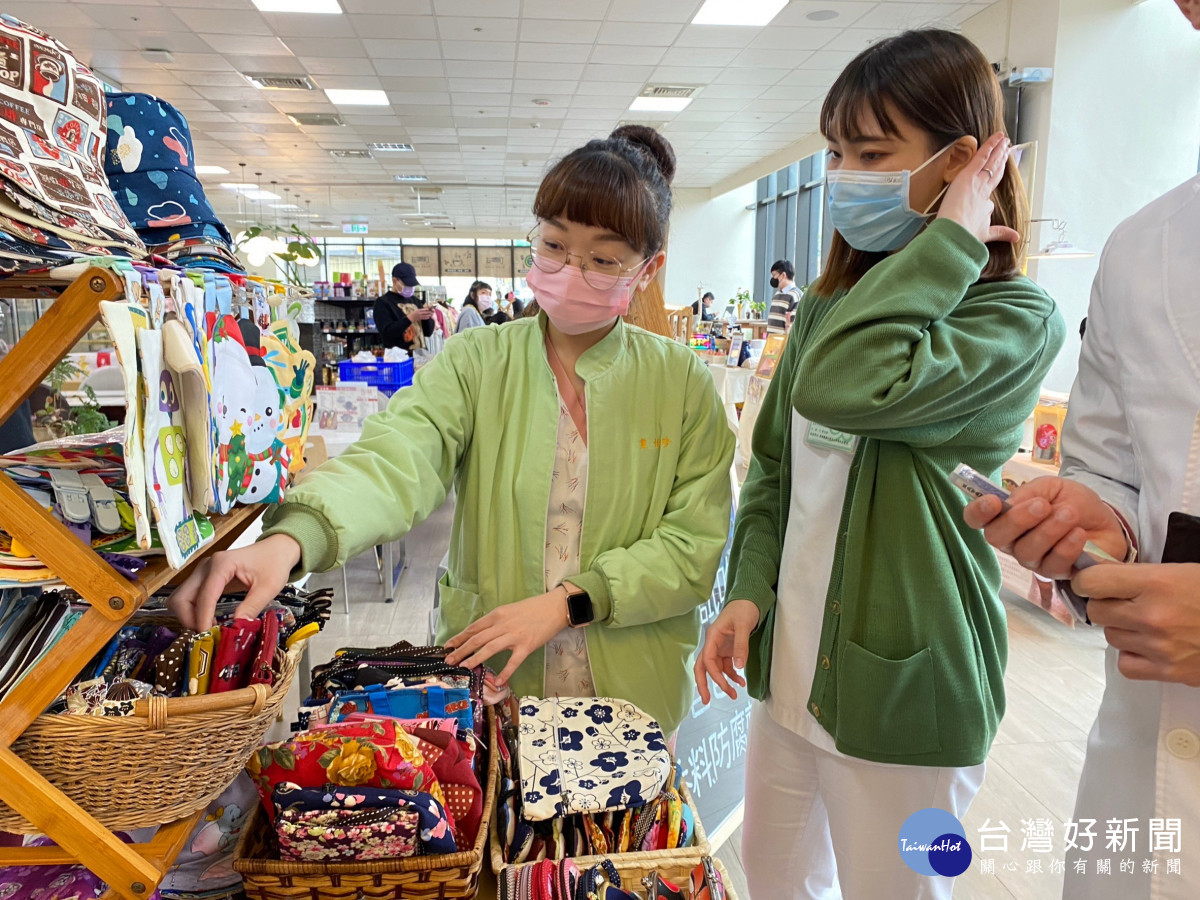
[311,220,334,226]
[287,112,344,127]
[330,149,372,159]
[245,73,317,91]
[640,85,699,99]
[368,142,414,152]
[394,174,429,182]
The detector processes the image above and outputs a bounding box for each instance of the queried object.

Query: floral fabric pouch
[273,783,456,857]
[516,697,671,822]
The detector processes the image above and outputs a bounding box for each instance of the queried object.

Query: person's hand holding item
[1075,564,1200,685]
[408,306,435,322]
[168,534,301,631]
[693,599,758,703]
[963,476,1130,578]
[444,585,577,685]
[936,132,1021,246]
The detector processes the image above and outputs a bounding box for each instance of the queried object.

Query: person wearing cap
[374,262,435,351]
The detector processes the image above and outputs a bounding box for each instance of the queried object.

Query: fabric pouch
[329,683,473,731]
[516,697,671,822]
[248,610,281,686]
[273,783,456,856]
[188,626,218,695]
[209,617,260,693]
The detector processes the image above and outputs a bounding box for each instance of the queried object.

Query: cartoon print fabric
[0,15,143,253]
[103,92,234,255]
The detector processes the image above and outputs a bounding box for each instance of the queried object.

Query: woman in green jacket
[171,126,735,736]
[694,31,1065,898]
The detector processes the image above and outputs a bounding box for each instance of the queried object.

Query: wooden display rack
[0,267,262,899]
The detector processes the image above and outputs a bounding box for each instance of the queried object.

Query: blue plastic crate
[338,358,414,396]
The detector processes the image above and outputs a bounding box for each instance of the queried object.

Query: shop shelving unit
[0,266,263,899]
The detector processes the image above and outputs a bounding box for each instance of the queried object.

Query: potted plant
[235,223,323,286]
[33,359,115,442]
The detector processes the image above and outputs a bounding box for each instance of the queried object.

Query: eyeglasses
[527,229,649,291]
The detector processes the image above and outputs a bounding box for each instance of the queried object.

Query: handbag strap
[427,684,447,718]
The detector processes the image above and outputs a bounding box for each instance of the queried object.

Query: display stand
[0,267,263,900]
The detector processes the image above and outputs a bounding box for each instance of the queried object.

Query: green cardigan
[263,315,735,734]
[729,219,1066,766]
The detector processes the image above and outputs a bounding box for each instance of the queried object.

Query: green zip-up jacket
[263,314,735,734]
[728,219,1066,766]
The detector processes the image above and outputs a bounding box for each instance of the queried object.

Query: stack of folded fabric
[104,92,242,274]
[247,641,490,861]
[496,697,692,865]
[0,16,145,272]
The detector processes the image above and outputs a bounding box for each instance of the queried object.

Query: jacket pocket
[433,573,487,646]
[834,641,942,757]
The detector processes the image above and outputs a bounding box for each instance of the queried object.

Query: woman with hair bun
[170,126,735,734]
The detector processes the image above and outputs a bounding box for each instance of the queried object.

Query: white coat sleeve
[1059,241,1142,542]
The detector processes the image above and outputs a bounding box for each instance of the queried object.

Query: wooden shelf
[0,266,268,900]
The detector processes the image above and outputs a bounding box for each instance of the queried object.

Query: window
[753,151,826,299]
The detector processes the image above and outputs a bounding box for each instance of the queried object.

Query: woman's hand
[444,587,571,685]
[693,599,759,704]
[936,132,1020,246]
[168,533,301,631]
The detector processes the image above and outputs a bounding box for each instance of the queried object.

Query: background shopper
[374,262,435,351]
[766,260,802,333]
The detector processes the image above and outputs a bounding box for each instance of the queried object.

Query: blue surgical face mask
[825,144,953,252]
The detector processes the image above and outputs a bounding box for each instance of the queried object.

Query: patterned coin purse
[516,697,671,822]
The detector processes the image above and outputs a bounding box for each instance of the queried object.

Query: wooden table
[737,320,769,340]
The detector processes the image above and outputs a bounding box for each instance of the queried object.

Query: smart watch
[565,586,594,628]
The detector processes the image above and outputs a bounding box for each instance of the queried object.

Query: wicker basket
[234,708,499,900]
[488,776,711,887]
[0,641,306,834]
[494,857,740,900]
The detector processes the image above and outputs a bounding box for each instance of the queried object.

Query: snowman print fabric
[516,697,672,822]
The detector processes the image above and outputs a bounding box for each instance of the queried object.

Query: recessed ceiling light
[806,9,839,21]
[692,0,788,26]
[330,148,372,159]
[272,203,300,209]
[324,88,388,106]
[252,0,342,13]
[394,175,429,182]
[195,165,229,175]
[245,190,281,201]
[630,96,692,113]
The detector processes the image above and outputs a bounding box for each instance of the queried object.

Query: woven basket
[234,708,499,900]
[489,776,711,886]
[0,641,305,834]
[494,857,739,900]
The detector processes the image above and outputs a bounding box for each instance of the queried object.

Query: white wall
[964,0,1200,393]
[663,183,757,310]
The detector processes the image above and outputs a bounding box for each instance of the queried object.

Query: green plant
[36,359,115,437]
[236,223,323,286]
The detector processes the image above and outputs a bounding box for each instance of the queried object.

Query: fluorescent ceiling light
[220,183,255,193]
[325,88,388,106]
[629,96,692,113]
[272,203,299,209]
[394,174,429,182]
[195,165,229,175]
[253,0,342,13]
[692,0,788,26]
[245,189,281,201]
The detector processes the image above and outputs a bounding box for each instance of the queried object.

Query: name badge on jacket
[805,422,857,454]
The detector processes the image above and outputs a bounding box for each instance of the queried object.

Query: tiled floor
[284,499,1109,900]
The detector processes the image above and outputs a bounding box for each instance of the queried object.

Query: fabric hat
[107,168,232,245]
[392,261,419,286]
[0,16,143,253]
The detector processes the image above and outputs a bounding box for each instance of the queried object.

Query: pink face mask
[526,262,645,335]
[1176,0,1200,27]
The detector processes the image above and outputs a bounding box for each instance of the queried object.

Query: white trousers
[742,704,986,900]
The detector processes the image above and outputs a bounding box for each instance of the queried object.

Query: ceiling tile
[822,28,895,52]
[225,53,306,75]
[261,12,357,39]
[449,78,513,94]
[201,34,294,56]
[361,38,441,59]
[286,37,368,57]
[775,67,842,87]
[572,80,638,96]
[434,0,519,14]
[341,0,433,12]
[516,61,584,81]
[769,2,875,28]
[318,74,383,90]
[589,44,666,66]
[518,18,602,44]
[437,17,520,42]
[852,2,964,29]
[747,25,840,51]
[174,70,248,87]
[350,14,435,40]
[714,66,791,85]
[373,58,446,76]
[516,42,585,64]
[582,63,655,82]
[44,27,138,52]
[658,46,740,67]
[605,0,703,23]
[159,52,237,71]
[176,8,273,36]
[673,25,761,49]
[302,56,377,76]
[441,40,516,61]
[650,65,724,83]
[802,49,859,69]
[759,83,827,102]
